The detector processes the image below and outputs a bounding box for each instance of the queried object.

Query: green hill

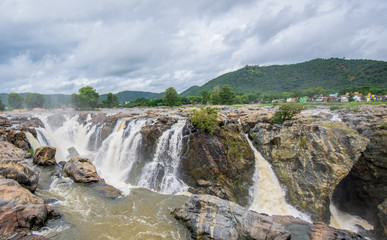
[181,58,387,96]
[100,91,163,103]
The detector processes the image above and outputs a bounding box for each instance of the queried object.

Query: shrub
[190,107,220,134]
[272,103,304,124]
[381,122,387,129]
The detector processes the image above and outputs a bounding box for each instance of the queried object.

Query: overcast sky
[0,0,386,94]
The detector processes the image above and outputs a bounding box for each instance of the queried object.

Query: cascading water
[93,118,149,193]
[245,134,311,222]
[136,120,186,194]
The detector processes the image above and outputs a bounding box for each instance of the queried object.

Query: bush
[190,107,219,134]
[272,103,304,124]
[381,122,387,130]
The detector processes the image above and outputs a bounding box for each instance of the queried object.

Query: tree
[200,90,210,104]
[272,103,304,124]
[190,107,220,134]
[25,93,45,109]
[219,85,235,105]
[0,97,5,111]
[8,93,24,109]
[73,86,99,109]
[102,93,119,108]
[164,87,180,107]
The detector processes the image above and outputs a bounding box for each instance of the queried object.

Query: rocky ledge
[173,194,366,240]
[0,179,59,239]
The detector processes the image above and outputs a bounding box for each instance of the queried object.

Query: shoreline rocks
[173,194,366,240]
[63,157,104,183]
[33,146,57,166]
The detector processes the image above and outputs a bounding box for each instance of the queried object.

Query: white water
[93,118,149,194]
[246,134,311,222]
[136,120,186,194]
[330,202,373,232]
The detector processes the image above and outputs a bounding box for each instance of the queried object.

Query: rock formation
[63,157,103,183]
[33,146,57,166]
[244,108,369,222]
[173,194,365,240]
[0,179,58,239]
[180,122,255,206]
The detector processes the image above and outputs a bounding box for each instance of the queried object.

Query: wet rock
[173,194,290,240]
[246,117,369,222]
[0,159,39,192]
[90,182,122,199]
[180,124,255,206]
[140,117,178,160]
[19,117,45,129]
[2,130,31,152]
[0,179,58,239]
[18,235,49,240]
[67,147,79,158]
[0,141,28,161]
[63,157,103,183]
[0,116,11,128]
[173,195,366,240]
[375,199,387,239]
[33,146,57,166]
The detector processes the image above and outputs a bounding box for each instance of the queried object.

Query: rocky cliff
[180,119,255,206]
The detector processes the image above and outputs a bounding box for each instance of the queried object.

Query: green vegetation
[190,107,220,134]
[0,97,5,111]
[71,86,99,110]
[25,93,45,109]
[299,136,307,148]
[381,122,387,130]
[101,93,119,108]
[164,87,180,107]
[8,93,24,109]
[272,103,304,124]
[219,85,235,105]
[181,58,387,96]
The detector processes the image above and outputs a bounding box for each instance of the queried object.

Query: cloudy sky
[0,0,386,94]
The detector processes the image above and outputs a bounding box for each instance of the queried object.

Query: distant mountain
[180,58,387,96]
[179,85,200,97]
[100,90,163,103]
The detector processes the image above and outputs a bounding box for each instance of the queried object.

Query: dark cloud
[0,0,386,94]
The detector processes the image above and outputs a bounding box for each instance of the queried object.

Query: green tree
[8,93,24,109]
[272,103,304,124]
[200,90,210,104]
[25,93,45,109]
[164,87,180,107]
[190,107,220,134]
[74,86,99,109]
[102,93,119,108]
[219,85,235,105]
[0,97,5,111]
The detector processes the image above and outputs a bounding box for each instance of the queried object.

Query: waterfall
[136,120,186,194]
[25,132,41,150]
[245,134,311,222]
[329,202,373,232]
[93,118,149,193]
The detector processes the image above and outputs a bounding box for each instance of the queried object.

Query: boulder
[376,199,387,239]
[63,157,103,183]
[19,117,45,129]
[90,182,122,199]
[180,123,255,206]
[0,159,39,192]
[2,130,31,152]
[0,116,11,128]
[0,179,58,239]
[33,146,57,166]
[173,195,365,240]
[0,141,28,161]
[246,118,369,222]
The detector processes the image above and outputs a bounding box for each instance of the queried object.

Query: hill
[99,90,163,103]
[181,58,387,96]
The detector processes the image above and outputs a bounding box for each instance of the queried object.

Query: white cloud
[0,0,386,94]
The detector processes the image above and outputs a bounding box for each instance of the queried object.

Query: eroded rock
[0,179,58,239]
[0,159,39,192]
[33,146,57,166]
[180,123,255,206]
[63,157,103,183]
